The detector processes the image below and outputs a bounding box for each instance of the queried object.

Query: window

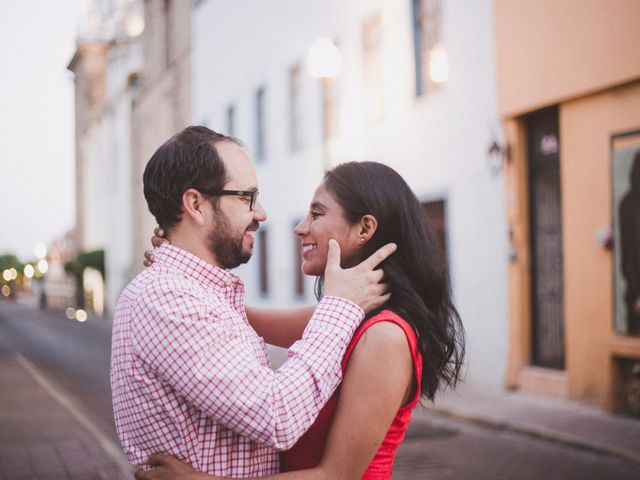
[255,86,266,162]
[321,78,337,142]
[363,15,384,121]
[293,220,305,297]
[226,104,235,137]
[289,63,303,151]
[258,229,269,296]
[412,0,442,96]
[163,0,171,67]
[422,199,447,271]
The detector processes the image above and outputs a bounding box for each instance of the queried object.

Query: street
[1,301,639,480]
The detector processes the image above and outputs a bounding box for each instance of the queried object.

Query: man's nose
[253,200,267,221]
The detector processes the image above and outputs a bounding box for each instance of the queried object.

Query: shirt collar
[153,243,243,294]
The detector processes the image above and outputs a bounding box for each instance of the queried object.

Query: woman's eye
[310,211,321,219]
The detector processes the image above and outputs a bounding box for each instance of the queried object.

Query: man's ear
[357,214,378,244]
[181,188,208,226]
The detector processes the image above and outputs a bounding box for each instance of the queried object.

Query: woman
[137,161,464,480]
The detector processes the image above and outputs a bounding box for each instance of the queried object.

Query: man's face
[207,141,267,269]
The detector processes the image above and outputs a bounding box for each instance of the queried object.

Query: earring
[360,237,365,242]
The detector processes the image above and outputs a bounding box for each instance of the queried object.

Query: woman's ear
[181,188,208,226]
[357,214,378,244]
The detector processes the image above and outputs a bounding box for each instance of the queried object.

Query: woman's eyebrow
[310,201,327,211]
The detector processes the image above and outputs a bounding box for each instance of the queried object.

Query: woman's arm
[245,305,316,348]
[136,321,413,480]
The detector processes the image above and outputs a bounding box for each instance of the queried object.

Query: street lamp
[35,242,47,260]
[37,259,49,275]
[24,264,34,279]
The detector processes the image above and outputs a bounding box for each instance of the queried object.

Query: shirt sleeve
[131,279,363,450]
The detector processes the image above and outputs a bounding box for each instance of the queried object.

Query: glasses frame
[201,188,259,211]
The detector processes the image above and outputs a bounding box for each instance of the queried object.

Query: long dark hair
[318,161,465,400]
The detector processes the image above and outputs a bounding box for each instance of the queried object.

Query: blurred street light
[307,37,341,79]
[65,307,76,320]
[1,285,9,297]
[125,1,145,37]
[75,309,88,322]
[24,264,34,279]
[35,242,47,259]
[3,269,12,282]
[37,259,49,275]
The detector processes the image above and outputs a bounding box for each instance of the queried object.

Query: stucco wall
[495,0,640,117]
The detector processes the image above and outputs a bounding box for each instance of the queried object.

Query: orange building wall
[495,0,640,117]
[561,81,640,409]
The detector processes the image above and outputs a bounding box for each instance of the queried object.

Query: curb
[428,405,640,466]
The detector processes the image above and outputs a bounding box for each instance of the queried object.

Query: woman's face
[294,183,362,276]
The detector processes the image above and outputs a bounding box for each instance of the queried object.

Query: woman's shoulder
[361,309,416,341]
[350,310,414,360]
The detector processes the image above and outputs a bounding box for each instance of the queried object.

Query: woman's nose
[294,218,308,236]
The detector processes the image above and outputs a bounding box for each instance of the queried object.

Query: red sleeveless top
[282,310,422,479]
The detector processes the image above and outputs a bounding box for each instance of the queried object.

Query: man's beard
[208,209,258,269]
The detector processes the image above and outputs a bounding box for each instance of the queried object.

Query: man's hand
[143,227,170,267]
[323,239,396,313]
[135,453,218,480]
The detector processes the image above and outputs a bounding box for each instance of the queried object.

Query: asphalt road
[1,300,639,480]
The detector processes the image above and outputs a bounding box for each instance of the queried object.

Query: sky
[0,1,89,260]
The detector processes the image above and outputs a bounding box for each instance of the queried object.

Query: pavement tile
[0,352,131,480]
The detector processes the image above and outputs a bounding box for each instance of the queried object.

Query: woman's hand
[134,453,221,480]
[143,227,170,267]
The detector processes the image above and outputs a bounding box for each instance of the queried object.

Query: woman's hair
[319,161,465,400]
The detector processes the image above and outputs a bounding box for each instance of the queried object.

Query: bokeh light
[24,264,35,278]
[75,309,88,322]
[37,259,49,274]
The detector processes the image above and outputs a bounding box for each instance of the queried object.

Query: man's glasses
[202,188,259,211]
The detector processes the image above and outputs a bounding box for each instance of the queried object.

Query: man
[111,126,394,476]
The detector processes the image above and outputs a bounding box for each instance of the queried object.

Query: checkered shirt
[110,244,364,477]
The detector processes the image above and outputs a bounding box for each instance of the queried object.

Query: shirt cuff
[311,295,365,337]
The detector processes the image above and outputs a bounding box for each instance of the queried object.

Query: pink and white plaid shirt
[110,244,364,477]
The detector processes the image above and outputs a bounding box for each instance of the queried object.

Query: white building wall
[104,40,142,312]
[193,0,508,386]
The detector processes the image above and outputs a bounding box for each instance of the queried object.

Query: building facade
[68,0,191,312]
[495,0,640,413]
[193,0,509,386]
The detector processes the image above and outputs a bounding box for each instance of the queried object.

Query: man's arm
[245,305,315,347]
[133,241,396,450]
[133,282,361,450]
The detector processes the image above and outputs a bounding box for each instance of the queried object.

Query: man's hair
[143,126,242,231]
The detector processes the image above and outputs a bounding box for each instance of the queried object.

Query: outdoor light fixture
[428,44,448,84]
[24,264,34,279]
[486,122,511,175]
[35,242,47,260]
[75,309,88,322]
[37,259,49,275]
[307,37,342,79]
[125,1,145,37]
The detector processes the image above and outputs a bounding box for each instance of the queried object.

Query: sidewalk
[0,350,133,480]
[426,383,640,464]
